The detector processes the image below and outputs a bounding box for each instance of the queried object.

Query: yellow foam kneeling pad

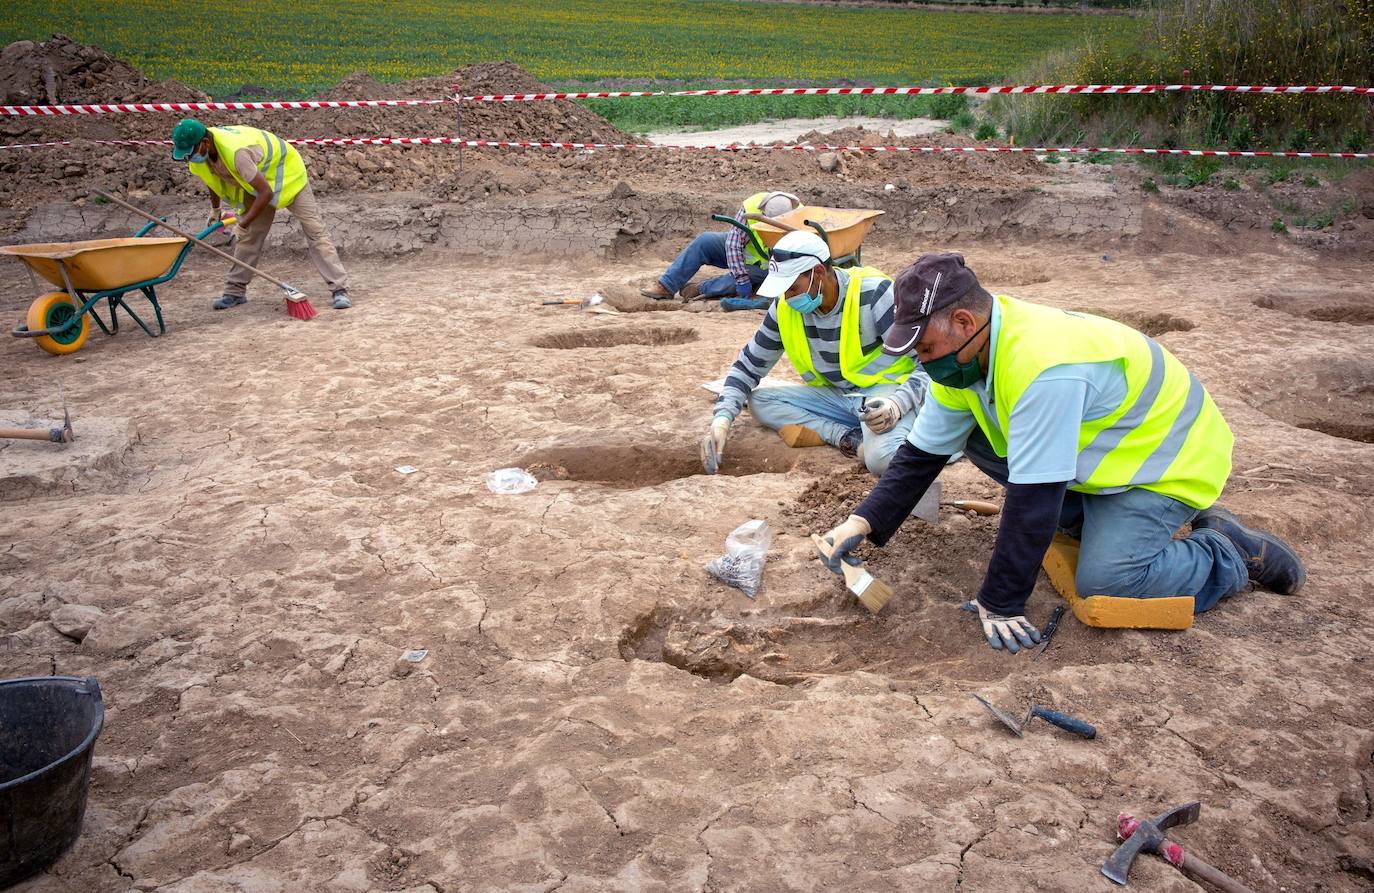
[1042,533,1195,630]
[778,424,827,448]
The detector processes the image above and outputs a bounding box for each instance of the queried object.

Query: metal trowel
[911,480,942,523]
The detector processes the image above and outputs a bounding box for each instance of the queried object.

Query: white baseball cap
[757,231,831,299]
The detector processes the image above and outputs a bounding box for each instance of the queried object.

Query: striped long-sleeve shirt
[713,268,930,421]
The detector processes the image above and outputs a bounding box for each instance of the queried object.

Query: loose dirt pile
[0,37,1051,222]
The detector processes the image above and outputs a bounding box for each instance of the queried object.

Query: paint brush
[810,534,895,614]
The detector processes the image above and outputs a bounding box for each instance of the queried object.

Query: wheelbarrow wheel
[26,292,89,355]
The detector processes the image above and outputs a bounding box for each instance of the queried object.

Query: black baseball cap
[882,253,982,355]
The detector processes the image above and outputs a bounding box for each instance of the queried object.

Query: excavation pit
[520,441,797,488]
[530,325,698,350]
[1077,308,1196,337]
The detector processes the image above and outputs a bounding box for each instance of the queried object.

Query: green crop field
[1,0,1138,130]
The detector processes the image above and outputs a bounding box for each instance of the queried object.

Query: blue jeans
[660,231,767,297]
[961,429,1248,612]
[748,383,914,475]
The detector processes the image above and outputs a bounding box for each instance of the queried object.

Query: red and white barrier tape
[2,135,1368,158]
[0,98,447,116]
[3,83,1371,116]
[455,84,1374,101]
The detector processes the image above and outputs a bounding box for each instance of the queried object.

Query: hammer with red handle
[1101,801,1256,893]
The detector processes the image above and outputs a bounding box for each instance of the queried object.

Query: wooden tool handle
[950,500,1001,515]
[95,191,298,293]
[0,427,63,442]
[1177,852,1258,893]
[744,212,801,232]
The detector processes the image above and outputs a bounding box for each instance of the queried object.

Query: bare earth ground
[2,145,1373,893]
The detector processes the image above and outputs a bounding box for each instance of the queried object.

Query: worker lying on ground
[171,118,351,311]
[704,231,931,475]
[818,253,1306,651]
[641,190,801,311]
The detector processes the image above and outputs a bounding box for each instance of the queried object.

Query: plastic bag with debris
[704,519,773,599]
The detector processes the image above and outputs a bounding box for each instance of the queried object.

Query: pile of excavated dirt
[0,38,635,210]
[0,36,1054,223]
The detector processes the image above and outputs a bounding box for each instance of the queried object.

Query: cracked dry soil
[1,224,1373,893]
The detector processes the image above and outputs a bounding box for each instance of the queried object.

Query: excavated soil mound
[0,38,632,212]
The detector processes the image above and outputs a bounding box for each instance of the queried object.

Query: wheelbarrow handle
[95,191,302,296]
[710,213,770,261]
[803,219,831,247]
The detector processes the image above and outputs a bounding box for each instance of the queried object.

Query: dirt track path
[2,233,1372,891]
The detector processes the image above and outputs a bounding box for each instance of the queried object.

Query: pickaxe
[1101,801,1256,893]
[0,386,74,444]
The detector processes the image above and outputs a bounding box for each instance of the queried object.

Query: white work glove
[701,416,731,474]
[816,514,871,575]
[967,599,1042,653]
[859,397,902,434]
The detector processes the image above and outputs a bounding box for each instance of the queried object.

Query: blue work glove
[961,599,1041,653]
[735,280,753,301]
[815,515,871,576]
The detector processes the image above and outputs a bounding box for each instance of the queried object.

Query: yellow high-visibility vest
[929,295,1232,508]
[188,125,307,211]
[740,191,794,267]
[776,266,916,389]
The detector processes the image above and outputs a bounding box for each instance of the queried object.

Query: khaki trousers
[223,182,348,298]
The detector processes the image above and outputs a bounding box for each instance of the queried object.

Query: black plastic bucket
[0,676,104,888]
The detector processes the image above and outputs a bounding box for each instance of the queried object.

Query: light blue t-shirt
[909,300,1129,485]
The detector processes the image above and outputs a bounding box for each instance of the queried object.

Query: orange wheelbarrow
[4,218,229,355]
[712,205,884,268]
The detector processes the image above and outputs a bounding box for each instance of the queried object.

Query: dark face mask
[923,319,989,389]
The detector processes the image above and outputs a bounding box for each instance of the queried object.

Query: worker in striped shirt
[641,191,801,309]
[702,231,931,476]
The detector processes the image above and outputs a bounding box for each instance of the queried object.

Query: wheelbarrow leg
[118,286,164,337]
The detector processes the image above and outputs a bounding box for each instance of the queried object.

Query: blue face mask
[189,151,208,164]
[786,271,822,314]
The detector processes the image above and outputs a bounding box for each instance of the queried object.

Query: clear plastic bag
[704,519,773,599]
[486,468,537,494]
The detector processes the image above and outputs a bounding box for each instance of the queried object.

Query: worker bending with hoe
[818,253,1306,652]
[704,231,930,476]
[642,190,801,310]
[171,118,351,310]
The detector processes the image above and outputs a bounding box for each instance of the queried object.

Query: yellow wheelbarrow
[4,218,229,356]
[711,205,885,268]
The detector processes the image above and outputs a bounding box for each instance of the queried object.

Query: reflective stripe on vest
[188,125,307,210]
[927,295,1231,509]
[776,267,916,389]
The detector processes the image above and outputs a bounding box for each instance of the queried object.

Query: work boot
[211,294,248,310]
[331,289,352,310]
[680,283,702,301]
[837,427,863,458]
[640,280,674,300]
[1193,506,1307,594]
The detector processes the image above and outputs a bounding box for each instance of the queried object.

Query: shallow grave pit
[1075,308,1196,337]
[530,325,698,350]
[1254,291,1374,326]
[521,441,796,488]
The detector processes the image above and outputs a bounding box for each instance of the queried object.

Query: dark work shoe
[1194,506,1306,595]
[837,427,863,458]
[640,281,674,300]
[211,294,248,310]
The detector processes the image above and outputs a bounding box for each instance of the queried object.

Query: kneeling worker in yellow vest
[817,253,1306,652]
[171,118,351,311]
[703,231,931,476]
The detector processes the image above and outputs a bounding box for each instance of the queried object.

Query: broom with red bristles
[95,190,318,320]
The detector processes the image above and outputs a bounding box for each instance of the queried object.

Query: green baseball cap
[171,118,208,160]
